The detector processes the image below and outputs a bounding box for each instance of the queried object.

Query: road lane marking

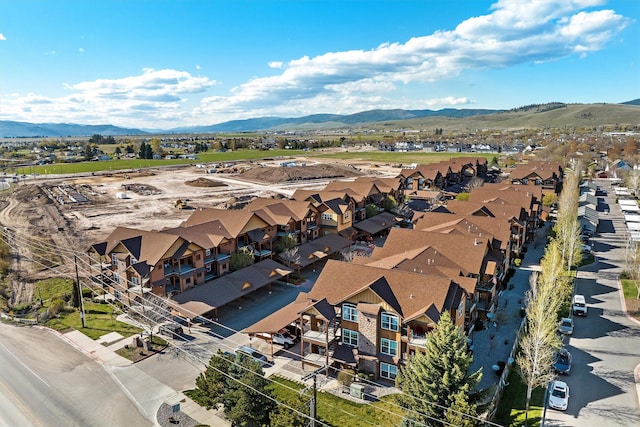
[0,341,50,387]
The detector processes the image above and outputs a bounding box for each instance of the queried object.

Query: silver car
[558,317,574,335]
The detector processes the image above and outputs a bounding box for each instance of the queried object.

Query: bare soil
[0,157,398,306]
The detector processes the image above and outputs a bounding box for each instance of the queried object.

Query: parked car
[284,324,302,341]
[272,332,295,349]
[158,322,183,337]
[572,294,587,316]
[581,244,592,253]
[558,317,574,335]
[553,348,572,374]
[234,345,270,367]
[548,380,570,411]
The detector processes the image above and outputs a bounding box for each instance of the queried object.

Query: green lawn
[15,148,497,176]
[15,149,309,175]
[494,369,545,427]
[314,150,496,165]
[621,279,638,300]
[46,301,142,340]
[269,376,403,427]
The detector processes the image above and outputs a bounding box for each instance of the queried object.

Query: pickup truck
[256,331,295,349]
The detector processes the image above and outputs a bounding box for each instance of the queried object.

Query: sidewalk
[469,224,549,391]
[40,324,230,427]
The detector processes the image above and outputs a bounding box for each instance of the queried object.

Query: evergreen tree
[191,350,276,426]
[230,246,255,271]
[145,144,153,159]
[138,142,147,159]
[396,312,481,426]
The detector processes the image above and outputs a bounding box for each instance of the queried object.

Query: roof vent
[409,293,414,299]
[474,238,478,245]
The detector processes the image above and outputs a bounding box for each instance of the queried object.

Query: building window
[522,178,528,184]
[342,329,358,347]
[321,213,333,221]
[131,276,139,286]
[343,303,358,322]
[111,253,118,266]
[380,338,398,356]
[130,256,137,265]
[381,312,399,331]
[380,362,397,380]
[344,211,350,220]
[112,273,119,284]
[205,249,211,257]
[196,254,201,260]
[458,301,463,318]
[206,264,212,272]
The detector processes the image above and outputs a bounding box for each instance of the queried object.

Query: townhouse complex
[89,157,563,382]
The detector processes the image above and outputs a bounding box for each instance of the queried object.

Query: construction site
[0,156,399,307]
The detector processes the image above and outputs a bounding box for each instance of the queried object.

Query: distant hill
[1,102,638,138]
[0,121,147,138]
[171,108,502,133]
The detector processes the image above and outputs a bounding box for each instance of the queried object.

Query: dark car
[553,348,572,374]
[158,322,183,337]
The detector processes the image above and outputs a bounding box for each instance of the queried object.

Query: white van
[572,294,587,316]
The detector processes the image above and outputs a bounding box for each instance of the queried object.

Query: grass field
[15,149,311,175]
[46,301,142,340]
[494,368,545,427]
[269,376,403,427]
[314,150,497,165]
[14,148,497,176]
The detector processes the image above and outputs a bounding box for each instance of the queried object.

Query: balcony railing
[303,329,340,344]
[164,264,196,275]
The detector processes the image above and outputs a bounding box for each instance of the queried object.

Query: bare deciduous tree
[517,272,563,426]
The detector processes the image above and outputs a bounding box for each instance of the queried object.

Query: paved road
[545,180,640,426]
[0,323,151,427]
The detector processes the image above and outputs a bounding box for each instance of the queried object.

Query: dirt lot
[0,156,400,305]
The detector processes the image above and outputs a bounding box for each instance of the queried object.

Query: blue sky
[1,0,638,129]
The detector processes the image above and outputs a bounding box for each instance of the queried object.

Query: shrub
[337,369,356,387]
[514,258,522,267]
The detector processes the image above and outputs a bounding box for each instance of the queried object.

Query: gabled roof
[100,228,194,267]
[468,188,535,213]
[353,212,397,235]
[509,161,562,181]
[180,208,270,237]
[307,260,463,323]
[324,181,383,200]
[414,212,511,251]
[367,228,493,277]
[445,200,526,222]
[481,183,543,203]
[244,198,316,223]
[278,234,351,268]
[353,176,402,193]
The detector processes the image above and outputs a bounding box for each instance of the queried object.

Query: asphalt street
[0,323,151,427]
[544,180,640,427]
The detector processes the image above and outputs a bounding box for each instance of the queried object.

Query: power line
[1,227,499,426]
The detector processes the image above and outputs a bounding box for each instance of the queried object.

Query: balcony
[303,351,332,366]
[303,328,340,344]
[164,263,197,276]
[409,333,428,348]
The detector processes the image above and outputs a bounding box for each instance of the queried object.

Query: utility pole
[74,255,87,328]
[302,366,324,427]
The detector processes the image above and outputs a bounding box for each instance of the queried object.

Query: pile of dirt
[241,163,362,183]
[185,177,228,188]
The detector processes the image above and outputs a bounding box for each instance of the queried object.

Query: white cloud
[197,0,629,121]
[0,69,217,127]
[0,33,6,41]
[78,47,85,54]
[0,0,631,128]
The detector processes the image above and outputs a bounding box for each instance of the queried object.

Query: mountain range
[1,100,639,138]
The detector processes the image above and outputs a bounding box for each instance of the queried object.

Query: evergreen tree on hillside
[396,312,481,426]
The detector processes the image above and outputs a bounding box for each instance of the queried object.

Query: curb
[33,325,106,364]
